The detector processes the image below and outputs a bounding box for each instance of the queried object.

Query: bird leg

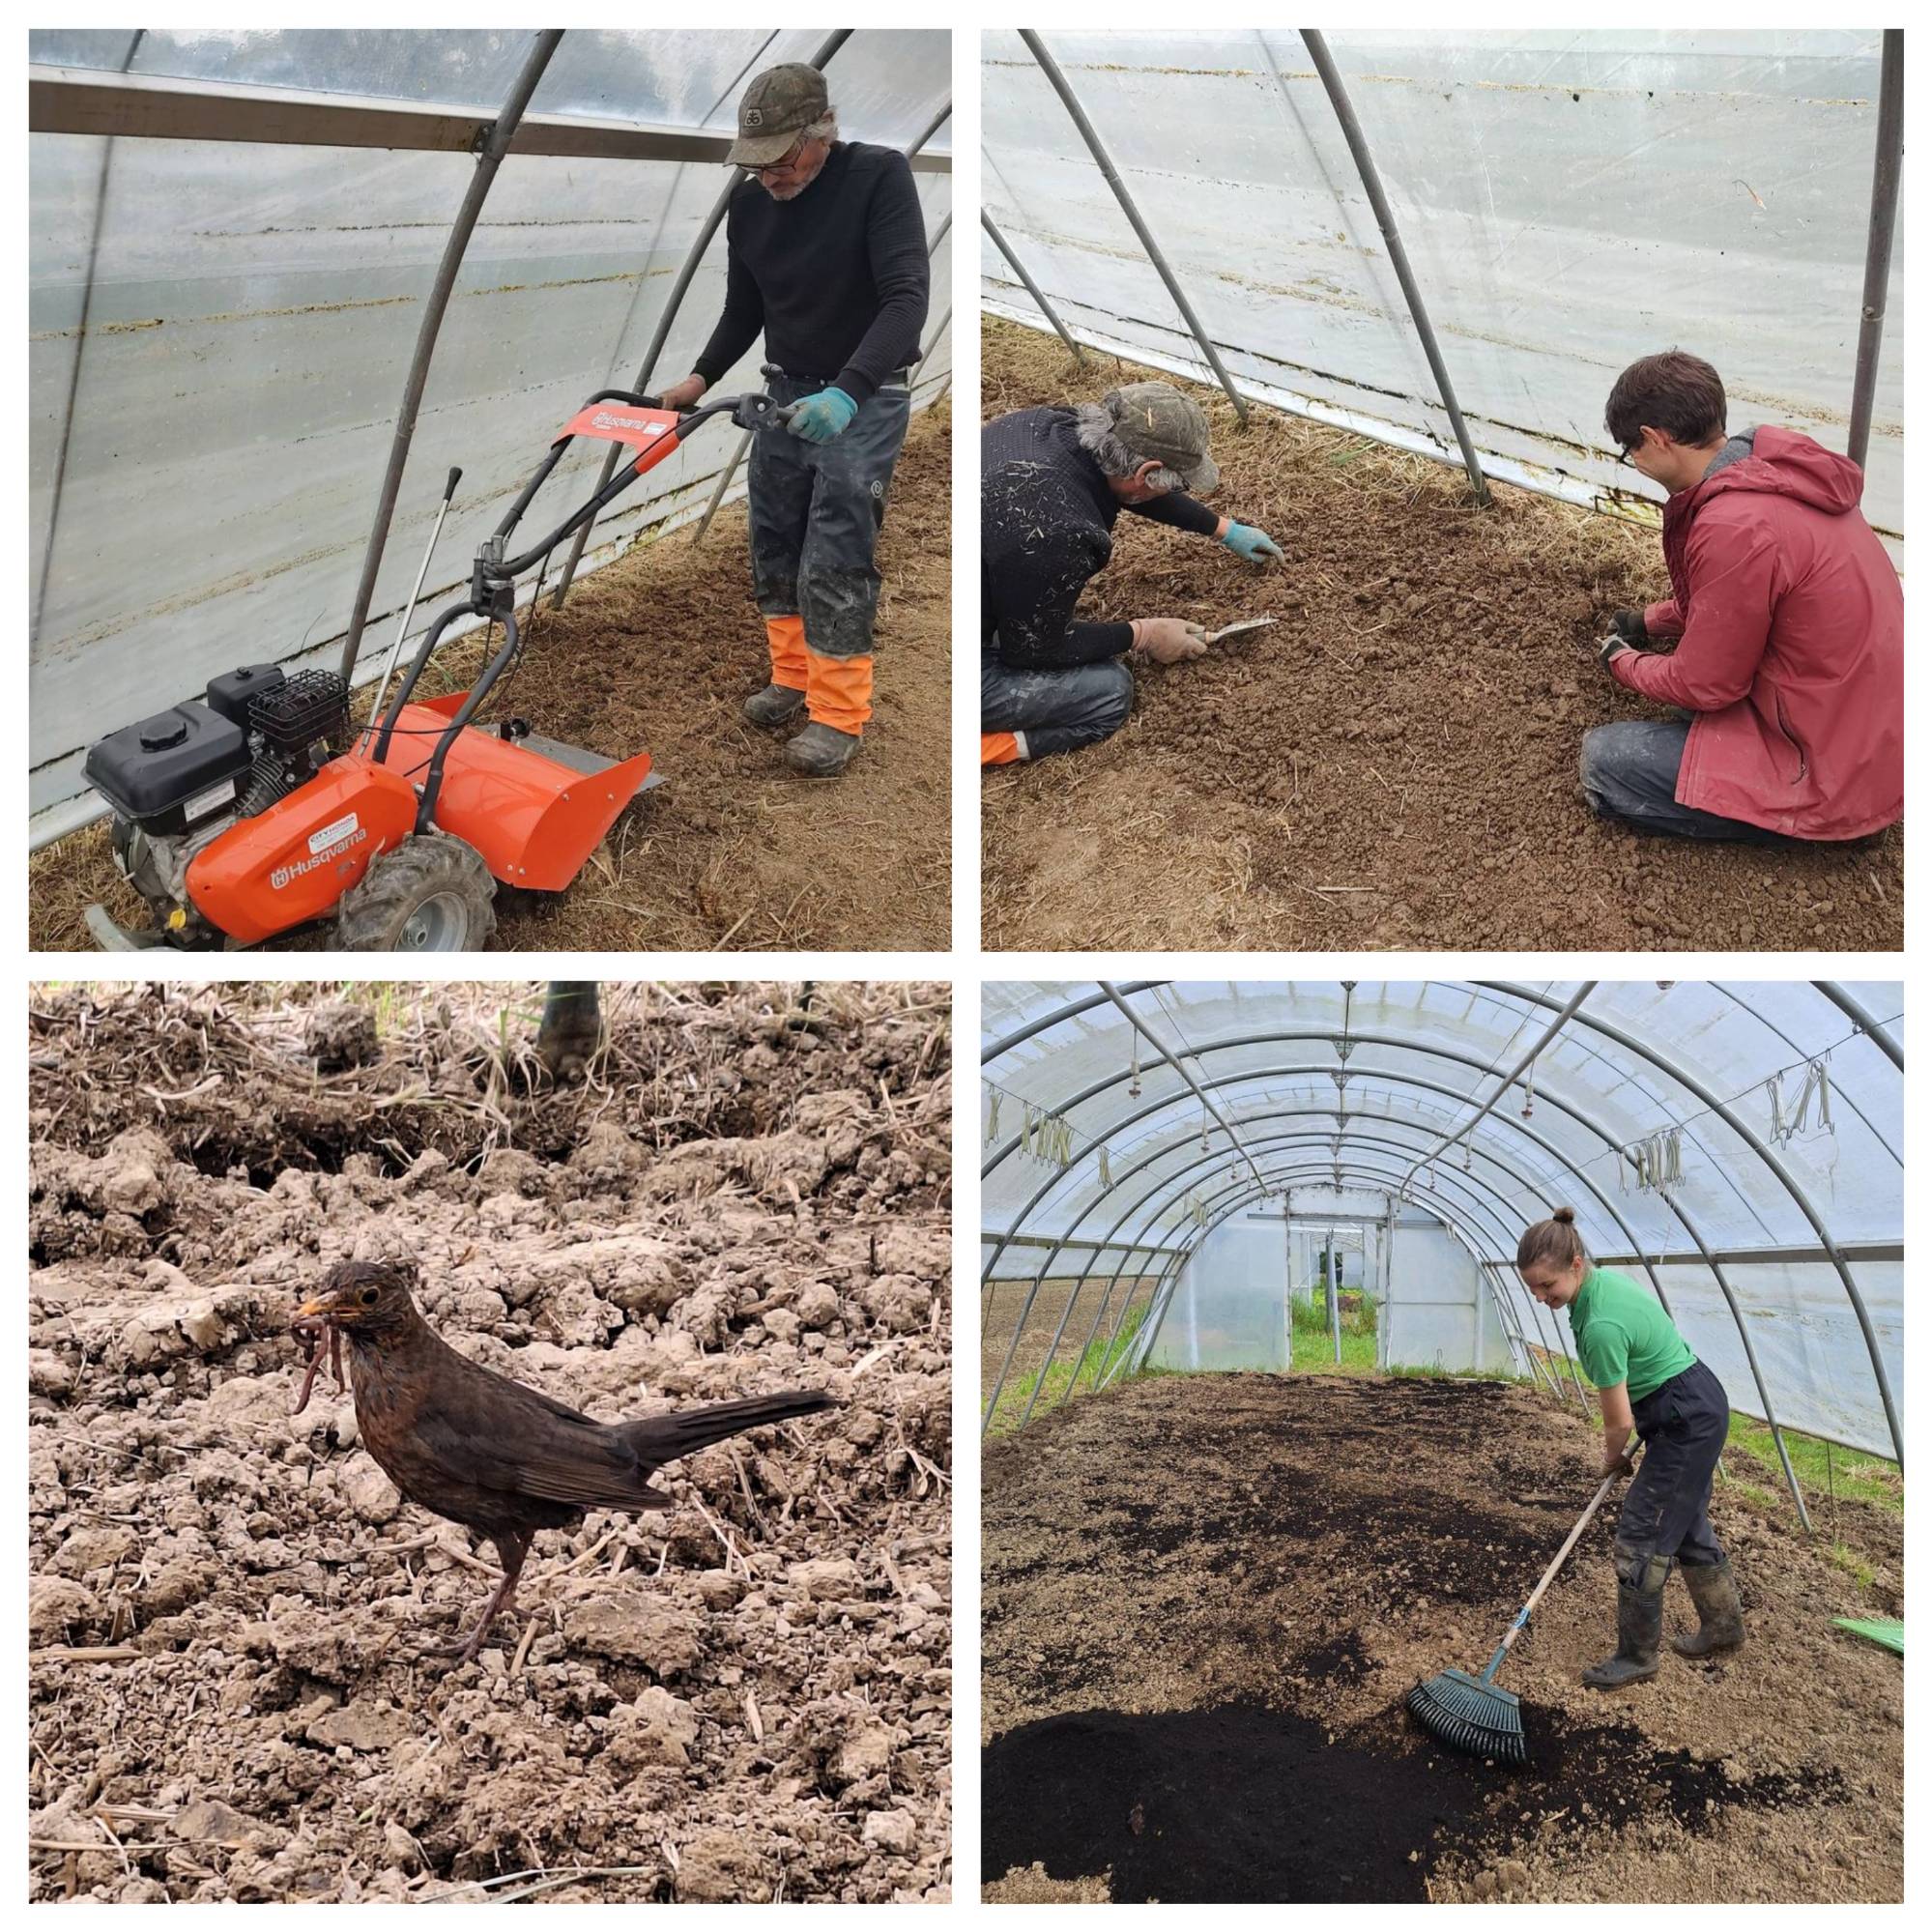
[425,1531,533,1667]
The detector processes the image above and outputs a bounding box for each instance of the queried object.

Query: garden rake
[1406,1461,1628,1766]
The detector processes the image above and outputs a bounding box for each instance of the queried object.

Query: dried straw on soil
[29,981,952,1903]
[982,1373,1900,1903]
[30,399,951,954]
[980,319,1902,951]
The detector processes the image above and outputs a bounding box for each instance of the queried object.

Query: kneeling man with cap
[981,382,1281,765]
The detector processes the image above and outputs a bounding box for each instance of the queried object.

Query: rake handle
[1477,1466,1625,1685]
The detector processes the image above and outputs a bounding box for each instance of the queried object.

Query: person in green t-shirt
[1517,1207,1745,1688]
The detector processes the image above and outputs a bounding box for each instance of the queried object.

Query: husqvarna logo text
[272,819,367,890]
[592,411,665,437]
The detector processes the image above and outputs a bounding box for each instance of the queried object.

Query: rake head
[1406,1667,1527,1767]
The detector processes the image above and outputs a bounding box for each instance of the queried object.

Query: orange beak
[293,1294,336,1323]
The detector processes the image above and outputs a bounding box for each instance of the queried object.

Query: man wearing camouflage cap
[659,63,930,777]
[981,380,1282,765]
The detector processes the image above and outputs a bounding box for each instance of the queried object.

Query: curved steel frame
[1120,1150,1535,1375]
[1101,1139,1550,1375]
[338,30,564,683]
[1094,1154,1563,1396]
[1116,1163,1535,1392]
[1480,982,1901,1464]
[1297,31,1490,505]
[27,25,955,751]
[1065,1128,1591,1418]
[987,1111,1547,1427]
[983,981,1901,1476]
[1019,30,1248,423]
[980,210,1086,362]
[982,39,1898,543]
[987,1078,1808,1523]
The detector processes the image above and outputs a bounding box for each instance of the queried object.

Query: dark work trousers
[1579,720,1801,845]
[1614,1358,1730,1591]
[981,637,1134,763]
[747,372,910,662]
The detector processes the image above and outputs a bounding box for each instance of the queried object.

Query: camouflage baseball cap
[727,63,830,167]
[1103,381,1219,494]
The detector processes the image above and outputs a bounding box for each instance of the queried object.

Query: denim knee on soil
[981,646,1134,763]
[1579,720,1797,845]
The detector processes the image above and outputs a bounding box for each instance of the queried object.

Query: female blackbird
[292,1259,836,1665]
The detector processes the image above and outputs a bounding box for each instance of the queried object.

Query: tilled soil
[30,400,951,954]
[28,981,952,1903]
[980,320,1903,951]
[982,1374,1901,1903]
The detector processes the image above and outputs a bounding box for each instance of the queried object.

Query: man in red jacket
[1583,351,1902,843]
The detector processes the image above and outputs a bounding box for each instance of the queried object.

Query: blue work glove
[1221,520,1283,565]
[784,386,858,444]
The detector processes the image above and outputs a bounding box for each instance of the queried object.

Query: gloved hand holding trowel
[1128,615,1280,665]
[982,376,1288,764]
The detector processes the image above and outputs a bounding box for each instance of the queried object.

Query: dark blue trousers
[747,373,910,661]
[1614,1358,1729,1588]
[1578,720,1799,845]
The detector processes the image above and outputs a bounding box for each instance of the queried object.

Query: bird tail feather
[621,1390,837,1464]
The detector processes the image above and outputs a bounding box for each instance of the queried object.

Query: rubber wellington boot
[1581,1578,1663,1688]
[744,683,808,729]
[1672,1557,1746,1658]
[784,721,862,777]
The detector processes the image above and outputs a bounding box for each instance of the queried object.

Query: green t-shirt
[1568,1265,1695,1401]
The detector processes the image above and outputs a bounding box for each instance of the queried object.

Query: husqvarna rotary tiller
[81,383,787,951]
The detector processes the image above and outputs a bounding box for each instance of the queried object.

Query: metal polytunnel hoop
[982,982,1901,1486]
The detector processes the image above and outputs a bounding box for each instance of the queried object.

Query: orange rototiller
[82,383,786,950]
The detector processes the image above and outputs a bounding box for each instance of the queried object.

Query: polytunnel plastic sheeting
[980,981,1902,1459]
[1495,1258,1901,1457]
[28,28,952,833]
[1151,1215,1293,1371]
[33,27,952,153]
[981,29,1902,552]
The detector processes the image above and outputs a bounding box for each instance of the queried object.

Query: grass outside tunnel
[1725,1413,1902,1517]
[985,1306,1153,1438]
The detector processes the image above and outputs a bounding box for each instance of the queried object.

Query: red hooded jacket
[1611,426,1902,839]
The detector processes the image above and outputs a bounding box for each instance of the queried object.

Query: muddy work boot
[1582,1562,1666,1689]
[1672,1556,1746,1658]
[784,720,862,777]
[743,682,808,730]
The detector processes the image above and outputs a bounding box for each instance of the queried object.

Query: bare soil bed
[981,320,1902,951]
[28,981,952,1903]
[31,400,951,954]
[982,1373,1900,1903]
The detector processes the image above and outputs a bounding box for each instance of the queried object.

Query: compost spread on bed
[27,982,952,1903]
[981,1373,1900,1903]
[980,320,1902,953]
[30,402,951,956]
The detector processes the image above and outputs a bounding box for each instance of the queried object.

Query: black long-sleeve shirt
[692,142,929,407]
[982,406,1220,668]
